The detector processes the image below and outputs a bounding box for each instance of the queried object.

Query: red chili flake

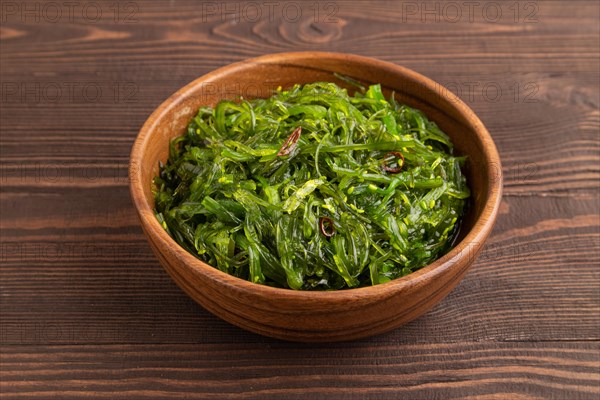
[277,126,302,156]
[319,217,335,238]
[382,151,404,174]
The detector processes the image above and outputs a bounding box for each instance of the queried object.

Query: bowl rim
[129,51,503,302]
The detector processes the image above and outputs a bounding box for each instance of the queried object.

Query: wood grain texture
[1,342,599,399]
[1,0,599,396]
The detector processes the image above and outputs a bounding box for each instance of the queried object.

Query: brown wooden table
[1,1,599,398]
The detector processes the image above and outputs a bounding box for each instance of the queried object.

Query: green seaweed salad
[153,82,470,290]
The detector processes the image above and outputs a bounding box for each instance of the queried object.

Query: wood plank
[1,195,598,345]
[2,1,598,197]
[1,342,599,399]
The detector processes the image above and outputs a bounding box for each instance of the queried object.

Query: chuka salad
[153,82,470,290]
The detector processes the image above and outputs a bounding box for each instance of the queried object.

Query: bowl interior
[131,52,500,291]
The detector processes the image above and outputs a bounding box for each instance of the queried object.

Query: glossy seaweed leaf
[153,82,470,290]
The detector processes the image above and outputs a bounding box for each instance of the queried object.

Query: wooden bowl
[129,52,502,342]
